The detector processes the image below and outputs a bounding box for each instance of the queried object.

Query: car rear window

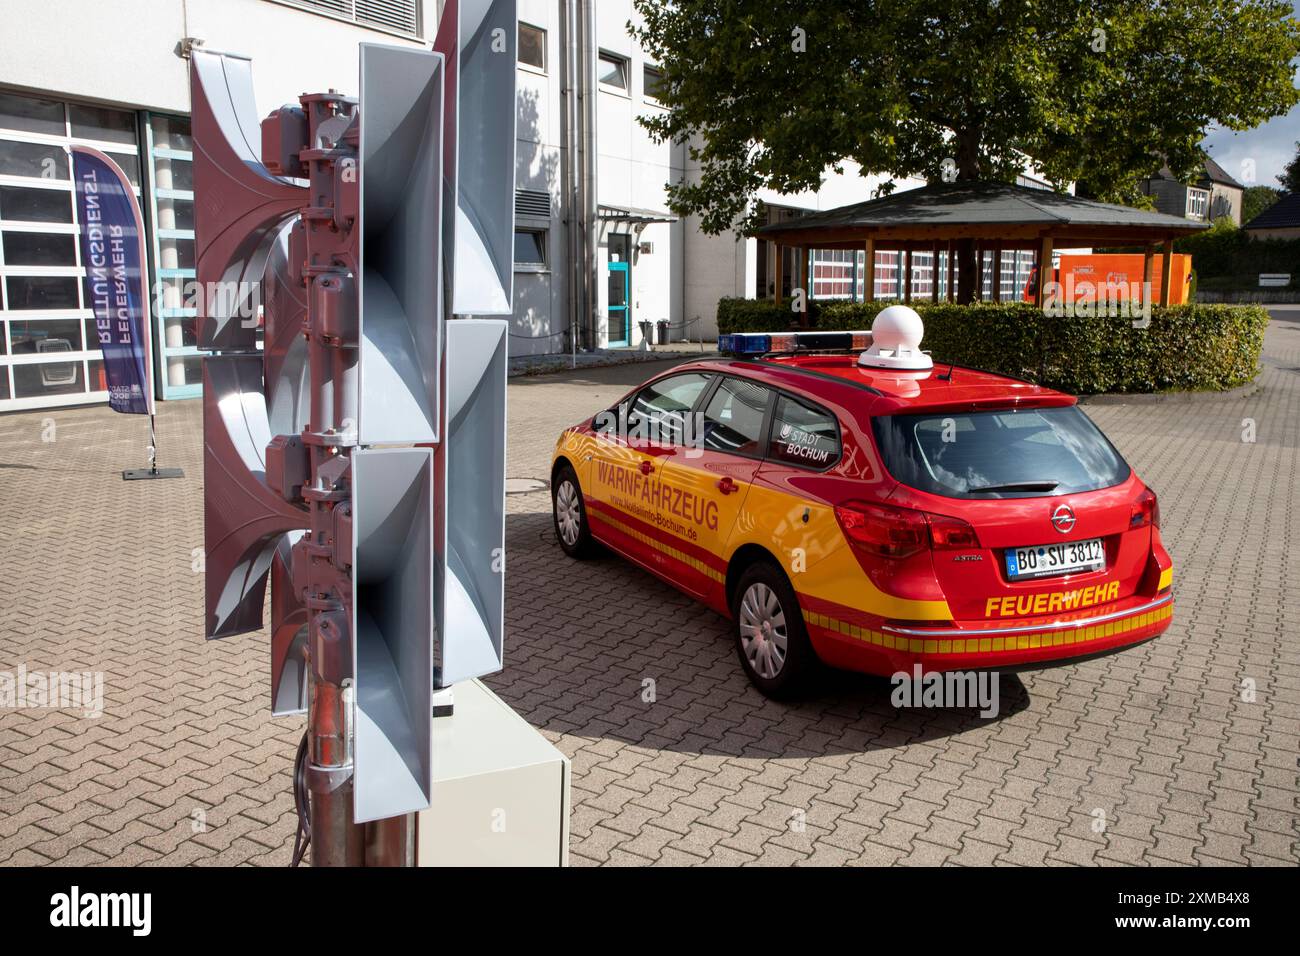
[871,406,1130,498]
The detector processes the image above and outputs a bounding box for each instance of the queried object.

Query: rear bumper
[804,592,1173,676]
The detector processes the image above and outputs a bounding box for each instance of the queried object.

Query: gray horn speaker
[433,0,518,316]
[436,319,508,686]
[351,447,435,823]
[357,43,445,445]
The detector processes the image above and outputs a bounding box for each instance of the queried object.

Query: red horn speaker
[203,355,309,639]
[191,49,307,351]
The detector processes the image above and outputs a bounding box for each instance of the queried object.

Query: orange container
[1023,253,1193,306]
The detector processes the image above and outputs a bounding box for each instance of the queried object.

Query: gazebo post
[992,241,1002,303]
[800,246,810,327]
[946,239,956,302]
[1034,236,1053,309]
[1160,238,1175,307]
[1143,242,1154,314]
[773,243,782,307]
[903,245,913,304]
[863,238,875,303]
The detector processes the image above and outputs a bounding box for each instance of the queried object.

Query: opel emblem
[1051,504,1076,534]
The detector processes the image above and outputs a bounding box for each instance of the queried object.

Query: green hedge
[715,298,1267,394]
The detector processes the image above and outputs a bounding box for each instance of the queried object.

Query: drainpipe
[579,0,598,350]
[561,0,580,356]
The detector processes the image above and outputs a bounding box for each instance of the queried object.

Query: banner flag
[71,146,154,415]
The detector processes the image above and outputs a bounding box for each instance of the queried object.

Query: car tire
[731,560,819,699]
[552,463,598,559]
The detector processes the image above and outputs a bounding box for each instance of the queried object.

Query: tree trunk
[954,129,982,304]
[955,239,979,303]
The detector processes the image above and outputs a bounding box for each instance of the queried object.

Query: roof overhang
[598,204,679,226]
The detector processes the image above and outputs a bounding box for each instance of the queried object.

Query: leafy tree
[632,0,1300,301]
[1280,141,1300,193]
[1242,185,1281,224]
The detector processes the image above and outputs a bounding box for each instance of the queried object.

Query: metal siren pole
[285,91,370,867]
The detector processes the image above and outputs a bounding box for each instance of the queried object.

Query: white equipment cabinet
[416,679,570,866]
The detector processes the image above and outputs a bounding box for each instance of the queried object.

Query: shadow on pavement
[493,510,1030,761]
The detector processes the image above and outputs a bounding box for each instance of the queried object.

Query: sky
[1200,1,1299,189]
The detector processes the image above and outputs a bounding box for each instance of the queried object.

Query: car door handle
[640,460,654,475]
[717,477,738,494]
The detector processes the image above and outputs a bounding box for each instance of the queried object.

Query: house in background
[1243,192,1300,240]
[1140,157,1245,225]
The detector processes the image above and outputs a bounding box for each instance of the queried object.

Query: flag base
[123,467,185,480]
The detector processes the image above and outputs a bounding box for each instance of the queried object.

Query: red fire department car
[550,311,1173,697]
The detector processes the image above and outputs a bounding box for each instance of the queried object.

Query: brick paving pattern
[1,313,1297,866]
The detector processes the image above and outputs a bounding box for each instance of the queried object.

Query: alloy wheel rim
[556,480,581,546]
[738,582,788,680]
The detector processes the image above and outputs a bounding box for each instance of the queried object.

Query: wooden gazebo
[755,181,1209,312]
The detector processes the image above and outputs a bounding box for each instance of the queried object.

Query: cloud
[1203,110,1297,188]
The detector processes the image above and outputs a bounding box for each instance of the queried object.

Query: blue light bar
[718,330,872,356]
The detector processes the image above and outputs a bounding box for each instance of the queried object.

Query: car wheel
[552,464,597,559]
[732,561,819,698]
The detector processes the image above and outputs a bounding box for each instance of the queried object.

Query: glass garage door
[146,113,201,400]
[0,89,146,411]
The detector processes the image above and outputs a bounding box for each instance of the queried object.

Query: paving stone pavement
[1,314,1297,866]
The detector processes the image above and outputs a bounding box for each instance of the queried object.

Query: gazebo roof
[756,180,1208,247]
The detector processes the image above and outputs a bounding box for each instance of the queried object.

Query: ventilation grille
[515,189,552,219]
[279,0,420,36]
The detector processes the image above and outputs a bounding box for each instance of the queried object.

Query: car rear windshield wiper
[968,480,1060,492]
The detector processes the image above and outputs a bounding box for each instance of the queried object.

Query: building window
[1187,188,1209,220]
[518,22,546,71]
[810,249,855,299]
[598,52,629,91]
[643,65,665,103]
[0,89,145,410]
[514,228,547,267]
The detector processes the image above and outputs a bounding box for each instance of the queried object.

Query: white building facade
[0,0,438,411]
[0,0,972,412]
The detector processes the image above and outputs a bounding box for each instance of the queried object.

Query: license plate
[1005,538,1105,580]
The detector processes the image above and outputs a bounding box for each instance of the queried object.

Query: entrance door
[607,235,631,346]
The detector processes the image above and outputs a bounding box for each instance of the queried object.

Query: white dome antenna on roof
[858,305,934,371]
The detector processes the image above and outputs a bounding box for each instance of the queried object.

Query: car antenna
[937,361,955,382]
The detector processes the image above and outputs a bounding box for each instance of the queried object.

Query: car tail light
[834,501,980,559]
[835,501,928,559]
[1130,487,1160,529]
[928,513,981,549]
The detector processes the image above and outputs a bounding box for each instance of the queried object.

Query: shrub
[716,297,1268,394]
[716,297,809,333]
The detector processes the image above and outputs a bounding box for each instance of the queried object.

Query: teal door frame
[607,260,630,347]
